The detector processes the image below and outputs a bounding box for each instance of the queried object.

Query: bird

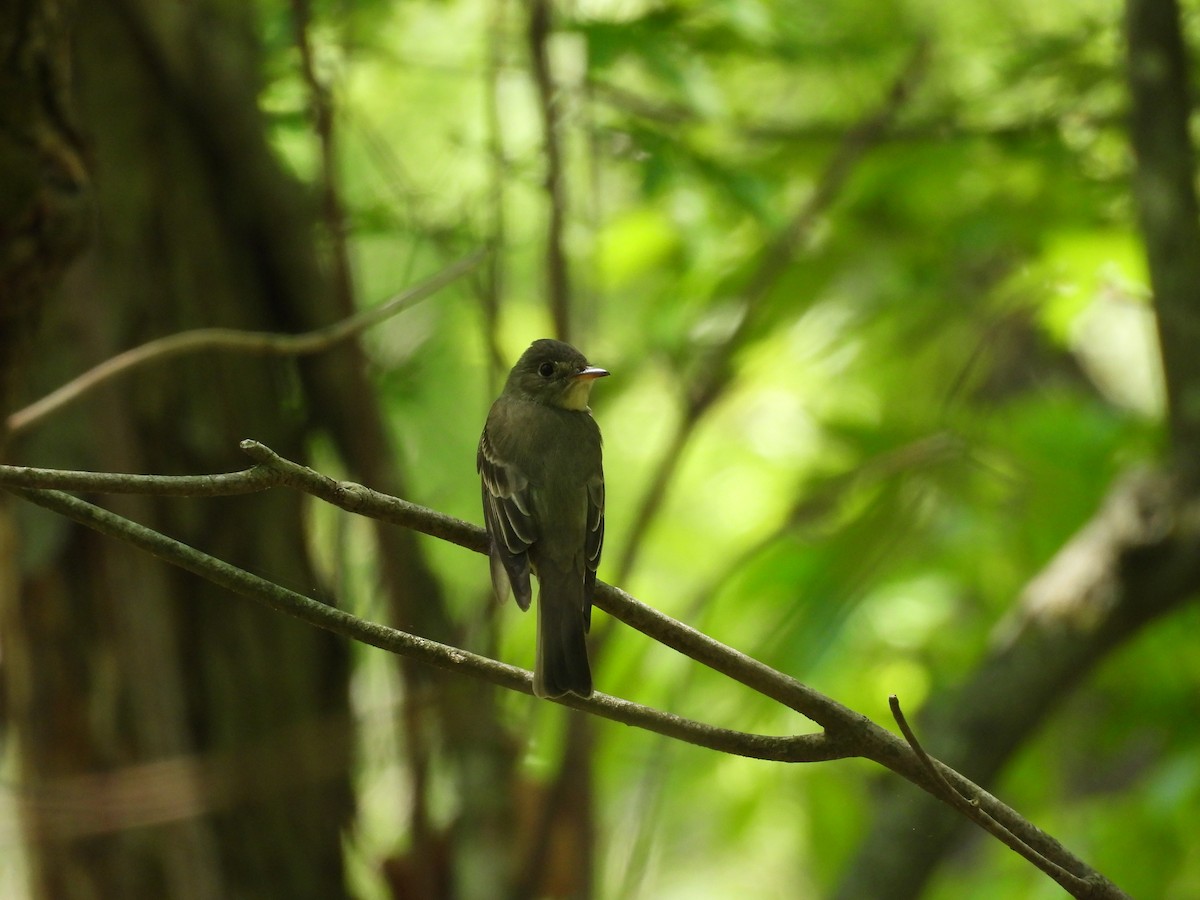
[477,339,607,698]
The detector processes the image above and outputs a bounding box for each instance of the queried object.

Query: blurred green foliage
[261,0,1196,896]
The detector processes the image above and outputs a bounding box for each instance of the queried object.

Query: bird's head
[506,338,609,410]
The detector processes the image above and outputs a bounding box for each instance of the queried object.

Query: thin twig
[0,463,277,495]
[286,21,459,867]
[6,250,484,435]
[590,79,1081,146]
[527,0,571,341]
[240,440,486,550]
[889,695,1093,896]
[517,10,591,886]
[481,0,510,382]
[889,695,973,807]
[741,43,930,319]
[290,0,357,318]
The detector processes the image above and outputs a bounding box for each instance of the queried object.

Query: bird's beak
[574,366,609,381]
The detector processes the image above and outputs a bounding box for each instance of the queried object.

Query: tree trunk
[2,2,352,897]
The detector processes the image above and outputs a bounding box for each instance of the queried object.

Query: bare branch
[228,442,897,729]
[889,695,966,803]
[527,0,571,341]
[6,250,485,436]
[0,462,276,495]
[0,449,1144,898]
[290,0,356,318]
[890,696,1093,897]
[480,0,511,382]
[6,482,833,764]
[590,79,1077,146]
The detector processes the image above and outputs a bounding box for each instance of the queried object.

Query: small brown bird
[477,339,607,698]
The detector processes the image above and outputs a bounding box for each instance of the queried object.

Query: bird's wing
[478,423,537,610]
[583,472,604,631]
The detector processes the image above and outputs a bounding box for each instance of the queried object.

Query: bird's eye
[538,362,555,378]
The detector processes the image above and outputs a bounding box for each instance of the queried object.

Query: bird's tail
[534,564,593,699]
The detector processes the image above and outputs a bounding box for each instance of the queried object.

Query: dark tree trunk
[0,0,89,424]
[2,2,352,897]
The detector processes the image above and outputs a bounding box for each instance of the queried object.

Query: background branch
[289,0,356,319]
[5,250,484,436]
[1126,0,1200,475]
[480,0,511,382]
[527,0,572,341]
[611,41,930,585]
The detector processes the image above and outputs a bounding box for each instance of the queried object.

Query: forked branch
[0,448,1131,899]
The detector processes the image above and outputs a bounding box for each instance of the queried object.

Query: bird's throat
[559,379,595,411]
